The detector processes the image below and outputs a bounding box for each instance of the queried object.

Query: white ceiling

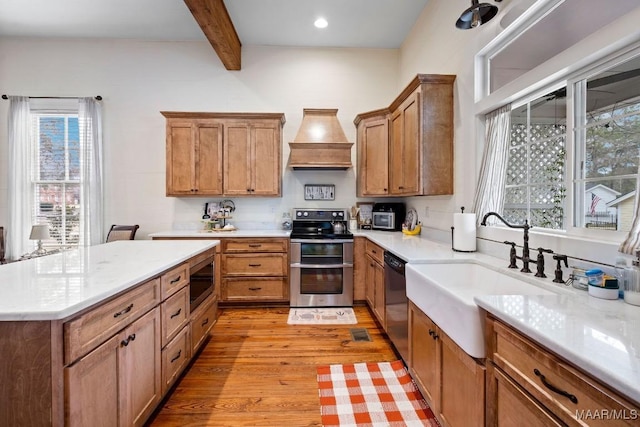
[0,0,430,49]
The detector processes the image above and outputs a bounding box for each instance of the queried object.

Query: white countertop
[356,230,640,405]
[0,240,218,321]
[149,229,291,238]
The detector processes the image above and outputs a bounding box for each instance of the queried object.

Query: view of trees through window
[503,54,640,232]
[33,114,81,247]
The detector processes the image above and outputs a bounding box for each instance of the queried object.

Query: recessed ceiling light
[314,17,328,29]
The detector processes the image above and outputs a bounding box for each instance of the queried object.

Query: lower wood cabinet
[220,238,289,303]
[364,240,385,327]
[65,307,162,427]
[486,315,639,427]
[408,301,485,427]
[162,325,191,395]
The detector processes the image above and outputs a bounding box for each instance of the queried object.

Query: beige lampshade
[29,224,50,241]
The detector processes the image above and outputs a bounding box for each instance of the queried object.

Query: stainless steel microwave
[372,211,397,230]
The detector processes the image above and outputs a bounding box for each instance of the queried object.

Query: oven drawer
[222,278,288,301]
[223,239,288,253]
[223,254,287,276]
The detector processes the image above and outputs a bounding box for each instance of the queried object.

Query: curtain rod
[1,94,102,100]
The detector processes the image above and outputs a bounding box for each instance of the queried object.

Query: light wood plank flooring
[146,305,398,426]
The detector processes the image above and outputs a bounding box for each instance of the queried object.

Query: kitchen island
[0,240,218,426]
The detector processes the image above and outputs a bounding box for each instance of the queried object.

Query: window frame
[31,110,82,250]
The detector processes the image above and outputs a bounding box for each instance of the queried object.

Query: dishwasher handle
[384,251,406,274]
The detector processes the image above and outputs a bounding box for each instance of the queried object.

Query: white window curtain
[618,162,640,255]
[7,96,32,259]
[78,97,104,246]
[471,104,512,225]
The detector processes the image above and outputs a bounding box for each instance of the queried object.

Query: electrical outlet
[424,206,430,218]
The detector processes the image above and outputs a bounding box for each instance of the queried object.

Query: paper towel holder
[451,206,477,253]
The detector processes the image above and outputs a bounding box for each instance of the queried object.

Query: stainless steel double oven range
[290,208,354,307]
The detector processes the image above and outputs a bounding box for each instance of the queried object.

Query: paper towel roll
[453,213,477,252]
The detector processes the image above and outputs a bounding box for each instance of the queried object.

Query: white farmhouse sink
[406,262,556,358]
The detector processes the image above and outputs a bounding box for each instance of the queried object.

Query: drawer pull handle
[248,263,262,267]
[428,329,438,339]
[534,369,578,404]
[120,333,136,347]
[248,244,262,248]
[113,303,134,318]
[170,350,182,363]
[170,308,182,319]
[170,275,182,284]
[249,287,262,291]
[201,318,209,327]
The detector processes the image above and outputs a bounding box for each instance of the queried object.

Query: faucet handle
[537,247,553,254]
[503,241,518,269]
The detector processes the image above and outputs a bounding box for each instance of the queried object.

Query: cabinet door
[65,335,120,427]
[166,121,195,195]
[194,121,223,195]
[119,307,162,427]
[373,261,385,328]
[358,117,389,196]
[364,255,376,309]
[252,121,281,196]
[439,331,485,427]
[223,121,252,195]
[409,302,440,411]
[390,91,421,195]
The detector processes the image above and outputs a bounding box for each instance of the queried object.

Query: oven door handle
[291,239,354,244]
[290,263,353,269]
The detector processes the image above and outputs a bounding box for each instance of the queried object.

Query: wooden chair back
[106,224,140,243]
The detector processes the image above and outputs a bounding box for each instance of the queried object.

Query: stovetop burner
[290,208,353,240]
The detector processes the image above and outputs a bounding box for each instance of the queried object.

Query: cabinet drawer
[191,296,217,353]
[160,263,189,300]
[222,278,287,301]
[223,254,287,276]
[223,239,288,253]
[365,240,384,264]
[64,278,160,364]
[161,325,191,395]
[492,319,639,426]
[161,286,190,347]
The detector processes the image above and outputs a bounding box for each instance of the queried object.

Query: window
[501,53,640,234]
[32,113,81,248]
[573,55,640,233]
[504,88,567,229]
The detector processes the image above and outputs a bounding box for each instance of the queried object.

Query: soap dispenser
[624,251,640,306]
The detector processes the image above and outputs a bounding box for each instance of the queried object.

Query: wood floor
[146,305,399,426]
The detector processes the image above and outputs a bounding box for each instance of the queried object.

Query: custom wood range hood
[288,109,354,170]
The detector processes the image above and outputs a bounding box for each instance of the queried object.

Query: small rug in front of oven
[287,307,357,325]
[317,360,439,427]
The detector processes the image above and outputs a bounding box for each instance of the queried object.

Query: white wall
[0,39,399,238]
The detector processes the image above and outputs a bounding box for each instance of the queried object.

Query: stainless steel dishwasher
[384,251,408,362]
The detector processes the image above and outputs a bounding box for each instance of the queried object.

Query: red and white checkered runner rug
[317,360,439,426]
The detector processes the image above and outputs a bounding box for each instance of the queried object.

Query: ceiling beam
[184,0,242,70]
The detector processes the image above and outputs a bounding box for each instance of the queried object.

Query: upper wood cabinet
[354,74,456,197]
[162,112,285,197]
[223,119,282,196]
[355,110,390,196]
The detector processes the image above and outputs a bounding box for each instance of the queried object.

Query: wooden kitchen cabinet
[364,240,385,327]
[164,117,223,196]
[220,238,290,303]
[223,118,283,196]
[162,112,285,197]
[65,307,162,427]
[487,316,640,427]
[354,74,455,197]
[355,111,390,196]
[409,301,485,427]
